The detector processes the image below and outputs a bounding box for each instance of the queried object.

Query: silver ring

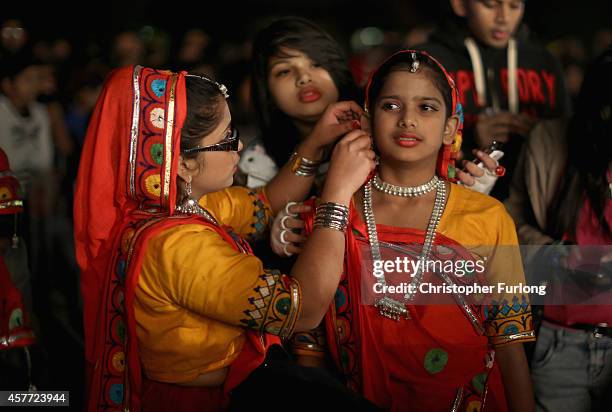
[283,243,293,257]
[280,230,290,245]
[284,201,298,216]
[280,215,292,230]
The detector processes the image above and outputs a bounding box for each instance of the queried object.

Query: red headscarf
[76,66,277,412]
[0,148,33,351]
[74,66,194,411]
[0,148,24,215]
[363,50,464,181]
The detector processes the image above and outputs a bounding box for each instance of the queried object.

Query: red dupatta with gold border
[74,66,273,412]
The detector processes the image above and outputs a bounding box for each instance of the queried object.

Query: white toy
[238,143,278,188]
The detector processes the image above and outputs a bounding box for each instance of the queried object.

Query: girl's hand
[306,100,364,150]
[457,149,505,195]
[321,130,375,205]
[270,202,311,257]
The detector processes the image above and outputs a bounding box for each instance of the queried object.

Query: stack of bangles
[314,202,349,232]
[291,152,323,176]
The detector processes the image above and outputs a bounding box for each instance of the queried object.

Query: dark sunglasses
[182,127,240,154]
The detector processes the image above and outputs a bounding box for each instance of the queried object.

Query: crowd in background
[0,6,611,410]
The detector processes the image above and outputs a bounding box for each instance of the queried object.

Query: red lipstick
[299,86,322,103]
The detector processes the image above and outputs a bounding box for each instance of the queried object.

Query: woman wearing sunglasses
[73,67,374,412]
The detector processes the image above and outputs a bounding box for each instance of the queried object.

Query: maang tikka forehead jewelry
[409,52,420,73]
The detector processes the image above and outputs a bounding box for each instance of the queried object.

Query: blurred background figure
[145,28,171,68]
[175,28,215,74]
[1,19,27,57]
[505,47,612,412]
[592,28,612,57]
[111,30,145,67]
[0,148,32,315]
[403,23,435,48]
[0,147,38,391]
[549,35,588,107]
[0,50,53,200]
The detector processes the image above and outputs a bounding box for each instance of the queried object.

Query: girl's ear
[177,155,198,183]
[443,115,460,145]
[361,112,380,156]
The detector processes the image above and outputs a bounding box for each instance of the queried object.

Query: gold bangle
[290,152,322,176]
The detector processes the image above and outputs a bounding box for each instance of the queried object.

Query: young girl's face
[267,47,339,123]
[372,70,457,167]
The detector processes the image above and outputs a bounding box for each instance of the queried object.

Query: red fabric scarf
[303,201,506,411]
[74,66,273,412]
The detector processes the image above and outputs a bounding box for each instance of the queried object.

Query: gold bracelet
[290,152,323,176]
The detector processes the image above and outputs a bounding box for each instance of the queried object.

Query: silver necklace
[175,198,219,226]
[364,176,446,320]
[372,173,440,198]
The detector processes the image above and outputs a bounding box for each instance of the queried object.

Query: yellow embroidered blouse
[134,187,300,383]
[437,184,536,346]
[292,184,535,357]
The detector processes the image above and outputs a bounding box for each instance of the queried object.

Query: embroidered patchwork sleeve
[243,188,273,242]
[240,269,301,339]
[484,297,535,346]
[289,324,328,358]
[199,186,273,241]
[479,207,535,346]
[144,224,300,338]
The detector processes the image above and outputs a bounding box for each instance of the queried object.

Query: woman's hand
[321,130,375,205]
[291,130,374,331]
[270,202,311,257]
[304,100,364,152]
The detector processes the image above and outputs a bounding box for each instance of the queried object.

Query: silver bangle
[313,202,349,232]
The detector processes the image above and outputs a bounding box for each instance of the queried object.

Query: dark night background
[1,1,610,410]
[5,1,612,54]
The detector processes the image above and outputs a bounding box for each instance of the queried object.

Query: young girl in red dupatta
[74,66,375,412]
[298,50,536,411]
